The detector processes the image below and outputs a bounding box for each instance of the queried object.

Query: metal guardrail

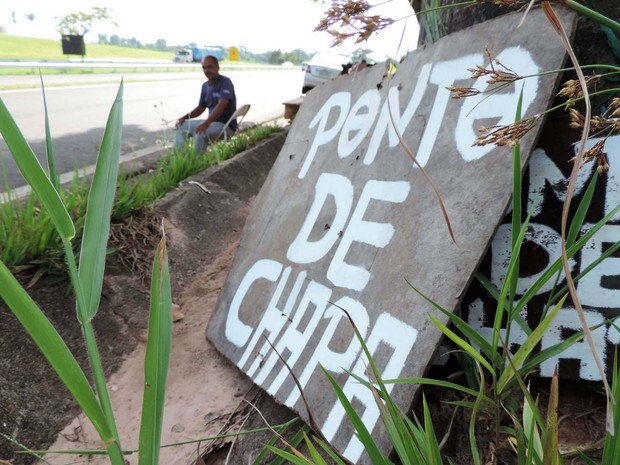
[0,60,292,72]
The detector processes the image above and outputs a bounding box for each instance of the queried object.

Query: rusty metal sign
[207,8,575,462]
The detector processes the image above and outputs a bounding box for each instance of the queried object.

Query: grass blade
[78,81,124,319]
[383,377,482,399]
[322,368,391,465]
[0,97,74,240]
[496,295,565,394]
[265,445,313,465]
[39,71,60,191]
[541,370,560,465]
[429,315,494,374]
[139,233,172,465]
[313,436,350,465]
[407,280,497,360]
[302,430,328,465]
[601,349,620,465]
[509,87,524,322]
[523,393,543,465]
[566,169,598,247]
[469,363,485,465]
[474,271,531,335]
[492,214,531,361]
[251,423,306,465]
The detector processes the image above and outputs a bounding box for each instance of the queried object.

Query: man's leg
[175,120,205,151]
[204,122,234,143]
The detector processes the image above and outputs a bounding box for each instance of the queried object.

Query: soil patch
[0,130,292,465]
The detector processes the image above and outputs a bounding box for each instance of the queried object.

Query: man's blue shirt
[199,74,237,131]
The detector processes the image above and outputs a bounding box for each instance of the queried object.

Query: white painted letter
[416,54,482,167]
[287,173,354,264]
[327,180,410,291]
[365,63,432,165]
[284,296,370,407]
[238,268,307,374]
[527,148,591,217]
[255,280,333,393]
[300,92,351,178]
[226,259,283,347]
[539,307,606,380]
[579,224,620,308]
[338,89,381,158]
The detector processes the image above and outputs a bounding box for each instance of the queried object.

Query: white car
[302,51,351,94]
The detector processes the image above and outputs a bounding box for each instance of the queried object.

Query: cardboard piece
[207,7,575,462]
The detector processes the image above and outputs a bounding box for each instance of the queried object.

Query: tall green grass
[0,125,280,271]
[0,82,171,465]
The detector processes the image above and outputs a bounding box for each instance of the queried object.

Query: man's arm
[196,99,229,134]
[175,105,206,129]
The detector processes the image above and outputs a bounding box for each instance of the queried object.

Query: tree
[268,49,284,64]
[56,6,117,37]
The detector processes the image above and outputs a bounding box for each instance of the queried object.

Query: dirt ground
[45,236,255,465]
[0,130,294,465]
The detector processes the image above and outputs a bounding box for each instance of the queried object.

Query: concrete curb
[155,129,289,294]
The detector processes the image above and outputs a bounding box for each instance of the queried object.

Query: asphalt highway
[0,68,303,193]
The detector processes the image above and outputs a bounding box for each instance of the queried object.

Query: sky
[0,0,419,59]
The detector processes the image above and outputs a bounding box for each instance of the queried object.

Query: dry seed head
[557,79,582,99]
[569,108,585,129]
[571,111,620,134]
[315,0,394,46]
[573,139,610,173]
[473,117,538,147]
[557,75,601,100]
[446,85,481,98]
[598,152,610,173]
[468,48,522,84]
[582,139,606,163]
[607,98,620,118]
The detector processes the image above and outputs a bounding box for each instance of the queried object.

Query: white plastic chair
[218,103,251,141]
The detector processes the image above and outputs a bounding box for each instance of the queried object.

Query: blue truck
[174,46,224,63]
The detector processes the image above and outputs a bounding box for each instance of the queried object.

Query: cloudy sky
[1,0,420,58]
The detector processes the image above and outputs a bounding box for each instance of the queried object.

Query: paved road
[0,69,303,193]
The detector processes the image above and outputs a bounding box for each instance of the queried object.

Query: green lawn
[0,34,174,61]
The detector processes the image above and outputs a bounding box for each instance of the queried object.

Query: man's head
[202,55,220,82]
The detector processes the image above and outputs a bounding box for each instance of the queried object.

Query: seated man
[174,55,237,153]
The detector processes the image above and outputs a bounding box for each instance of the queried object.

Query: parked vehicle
[301,50,389,94]
[302,51,351,94]
[174,47,224,63]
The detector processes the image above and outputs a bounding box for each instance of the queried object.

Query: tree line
[95,34,312,65]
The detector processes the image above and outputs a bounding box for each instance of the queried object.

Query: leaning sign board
[207,8,575,462]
